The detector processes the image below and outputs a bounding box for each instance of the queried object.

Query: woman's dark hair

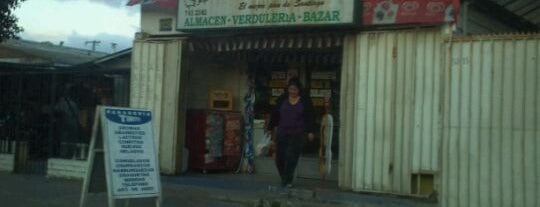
[287,77,303,91]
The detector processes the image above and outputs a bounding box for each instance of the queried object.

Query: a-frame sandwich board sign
[80,106,162,207]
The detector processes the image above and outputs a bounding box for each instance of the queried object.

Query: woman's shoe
[281,180,287,187]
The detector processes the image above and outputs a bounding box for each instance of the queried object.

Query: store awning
[488,0,540,28]
[126,0,177,8]
[186,33,344,52]
[475,0,540,31]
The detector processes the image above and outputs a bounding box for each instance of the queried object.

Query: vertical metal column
[48,73,58,158]
[14,72,23,172]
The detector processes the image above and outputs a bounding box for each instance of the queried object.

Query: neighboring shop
[46,50,132,179]
[0,39,108,175]
[0,49,130,177]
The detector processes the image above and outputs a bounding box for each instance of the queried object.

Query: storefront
[132,0,361,180]
[184,33,343,179]
[131,0,461,200]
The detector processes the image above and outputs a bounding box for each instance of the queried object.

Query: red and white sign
[363,0,459,26]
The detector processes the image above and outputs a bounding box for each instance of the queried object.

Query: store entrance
[249,49,341,180]
[182,37,342,181]
[249,49,340,154]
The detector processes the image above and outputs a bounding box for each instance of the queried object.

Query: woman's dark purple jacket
[267,93,316,134]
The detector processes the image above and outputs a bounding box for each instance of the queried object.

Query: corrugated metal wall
[130,40,184,174]
[441,35,540,207]
[339,28,446,194]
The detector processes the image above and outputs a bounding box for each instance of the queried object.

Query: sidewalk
[0,172,436,207]
[163,173,437,207]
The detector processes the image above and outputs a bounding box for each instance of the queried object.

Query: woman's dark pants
[275,133,304,186]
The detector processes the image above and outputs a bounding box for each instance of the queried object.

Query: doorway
[181,35,343,181]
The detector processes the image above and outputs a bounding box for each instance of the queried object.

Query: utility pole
[111,43,118,53]
[85,40,101,51]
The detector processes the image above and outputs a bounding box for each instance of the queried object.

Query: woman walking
[266,77,315,188]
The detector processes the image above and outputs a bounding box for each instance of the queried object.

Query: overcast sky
[14,0,140,53]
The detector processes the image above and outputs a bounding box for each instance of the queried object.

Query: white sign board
[102,107,160,199]
[80,106,161,207]
[177,0,357,30]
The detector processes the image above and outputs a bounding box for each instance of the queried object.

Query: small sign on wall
[271,88,285,97]
[362,0,457,26]
[268,80,287,88]
[271,71,287,80]
[313,89,332,98]
[159,18,173,31]
[209,90,233,111]
[311,72,336,80]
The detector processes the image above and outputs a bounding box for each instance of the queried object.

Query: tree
[0,0,24,42]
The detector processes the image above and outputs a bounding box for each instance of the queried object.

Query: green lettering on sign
[231,13,296,25]
[184,16,228,27]
[303,10,341,23]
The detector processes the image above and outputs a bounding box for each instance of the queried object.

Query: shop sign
[311,71,337,80]
[177,0,357,30]
[362,0,458,26]
[102,107,160,199]
[310,89,332,98]
[80,106,161,207]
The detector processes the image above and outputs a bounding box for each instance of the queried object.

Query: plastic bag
[255,134,271,156]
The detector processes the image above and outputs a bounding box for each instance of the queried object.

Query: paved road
[0,173,243,207]
[0,172,436,207]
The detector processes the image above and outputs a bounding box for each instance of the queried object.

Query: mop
[319,97,334,190]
